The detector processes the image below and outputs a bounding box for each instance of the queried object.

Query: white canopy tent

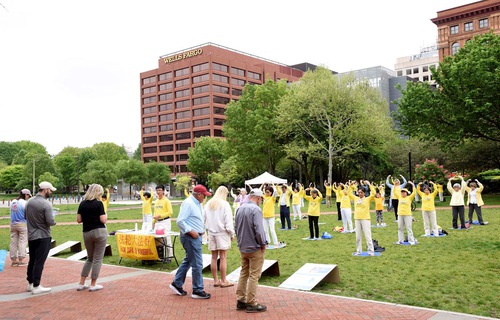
[245,171,287,186]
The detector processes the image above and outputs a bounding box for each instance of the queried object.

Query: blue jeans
[173,234,204,292]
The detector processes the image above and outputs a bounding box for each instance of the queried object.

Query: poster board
[116,232,159,260]
[279,263,339,291]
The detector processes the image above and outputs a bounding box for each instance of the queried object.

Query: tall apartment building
[394,45,439,84]
[139,43,306,175]
[431,0,500,61]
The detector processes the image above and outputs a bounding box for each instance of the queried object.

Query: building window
[143,126,157,134]
[451,42,460,55]
[214,129,224,137]
[232,88,242,96]
[212,62,228,73]
[175,89,190,98]
[143,106,157,115]
[406,69,412,75]
[176,154,189,161]
[192,63,209,73]
[212,74,229,83]
[176,121,191,130]
[422,66,429,72]
[213,96,230,105]
[175,100,190,109]
[160,145,174,152]
[159,155,174,162]
[144,157,157,163]
[464,21,473,32]
[193,96,210,106]
[142,86,156,94]
[231,78,245,86]
[175,67,189,77]
[159,93,173,101]
[143,136,157,144]
[193,85,209,95]
[159,113,173,122]
[143,96,156,104]
[212,85,229,95]
[193,118,210,127]
[159,83,172,91]
[413,67,419,74]
[450,25,458,35]
[193,107,210,117]
[159,103,173,111]
[143,116,156,124]
[158,72,172,81]
[423,75,429,82]
[159,124,173,132]
[231,67,245,77]
[176,132,191,140]
[159,134,173,142]
[213,107,225,115]
[142,76,156,85]
[248,71,261,80]
[176,143,191,151]
[175,78,190,88]
[479,18,488,28]
[176,110,191,119]
[192,74,209,84]
[194,130,210,138]
[143,146,157,154]
[397,70,402,76]
[214,118,225,126]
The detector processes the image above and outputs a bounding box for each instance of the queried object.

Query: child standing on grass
[374,184,385,227]
[303,186,323,240]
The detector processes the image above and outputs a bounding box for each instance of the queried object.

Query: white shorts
[208,233,231,251]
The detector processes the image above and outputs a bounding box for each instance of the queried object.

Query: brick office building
[431,0,500,61]
[139,43,307,175]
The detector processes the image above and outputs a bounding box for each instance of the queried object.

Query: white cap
[249,188,263,197]
[21,189,32,196]
[39,181,57,191]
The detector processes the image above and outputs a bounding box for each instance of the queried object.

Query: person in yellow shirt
[323,181,332,208]
[331,182,343,221]
[303,186,323,240]
[291,183,304,221]
[349,182,376,255]
[154,184,174,259]
[260,183,279,247]
[436,183,444,202]
[277,183,293,230]
[465,179,486,225]
[373,184,385,227]
[339,183,354,233]
[101,188,111,214]
[140,186,154,224]
[417,182,439,236]
[395,182,417,244]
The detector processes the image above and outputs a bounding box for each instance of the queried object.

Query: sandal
[220,282,234,288]
[214,281,221,287]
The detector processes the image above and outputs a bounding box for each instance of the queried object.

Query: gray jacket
[234,201,266,253]
[25,194,57,241]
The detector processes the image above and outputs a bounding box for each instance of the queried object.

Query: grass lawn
[0,197,498,318]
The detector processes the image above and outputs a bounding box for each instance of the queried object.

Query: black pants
[308,216,319,238]
[452,205,466,229]
[468,204,483,224]
[280,205,291,229]
[392,199,399,220]
[336,202,342,220]
[27,237,52,287]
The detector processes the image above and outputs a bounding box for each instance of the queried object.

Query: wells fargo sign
[116,233,159,260]
[163,48,203,64]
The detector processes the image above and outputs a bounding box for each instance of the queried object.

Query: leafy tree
[223,80,289,175]
[17,153,57,192]
[0,141,47,165]
[133,144,142,160]
[395,32,500,144]
[187,137,226,183]
[174,174,192,196]
[277,67,393,184]
[116,159,148,199]
[38,172,60,191]
[81,160,117,188]
[414,159,449,184]
[0,165,23,191]
[146,161,171,186]
[91,142,128,163]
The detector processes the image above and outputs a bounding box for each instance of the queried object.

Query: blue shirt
[176,195,205,235]
[10,199,27,224]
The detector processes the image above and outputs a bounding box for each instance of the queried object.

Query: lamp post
[32,157,36,195]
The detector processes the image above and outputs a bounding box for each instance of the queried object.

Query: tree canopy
[395,32,500,144]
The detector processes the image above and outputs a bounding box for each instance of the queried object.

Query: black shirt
[78,199,106,232]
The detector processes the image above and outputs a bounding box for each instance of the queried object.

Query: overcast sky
[0,0,472,155]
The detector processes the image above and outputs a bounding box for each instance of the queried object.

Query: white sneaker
[32,285,51,295]
[26,283,33,292]
[89,284,103,292]
[77,284,89,291]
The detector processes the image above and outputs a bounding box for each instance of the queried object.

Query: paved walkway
[0,258,495,320]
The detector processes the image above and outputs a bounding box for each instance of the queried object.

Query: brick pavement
[0,258,494,320]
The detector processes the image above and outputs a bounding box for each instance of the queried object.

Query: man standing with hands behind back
[25,181,57,294]
[153,185,173,259]
[235,189,267,313]
[170,184,212,299]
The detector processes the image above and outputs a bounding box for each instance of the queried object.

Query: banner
[116,233,159,260]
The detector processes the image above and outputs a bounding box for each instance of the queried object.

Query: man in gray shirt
[25,181,57,295]
[234,188,267,313]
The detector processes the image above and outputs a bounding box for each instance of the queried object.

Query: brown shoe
[246,303,267,313]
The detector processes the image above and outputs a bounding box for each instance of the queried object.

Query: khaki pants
[10,223,28,262]
[236,250,264,306]
[355,219,373,253]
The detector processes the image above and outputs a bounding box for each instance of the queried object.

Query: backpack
[371,239,385,252]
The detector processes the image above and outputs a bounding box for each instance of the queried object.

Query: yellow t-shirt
[292,187,304,205]
[101,190,110,213]
[349,188,375,220]
[303,191,323,216]
[140,189,153,215]
[417,184,438,211]
[153,196,173,220]
[325,185,332,197]
[374,197,384,211]
[396,192,416,216]
[262,195,276,218]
